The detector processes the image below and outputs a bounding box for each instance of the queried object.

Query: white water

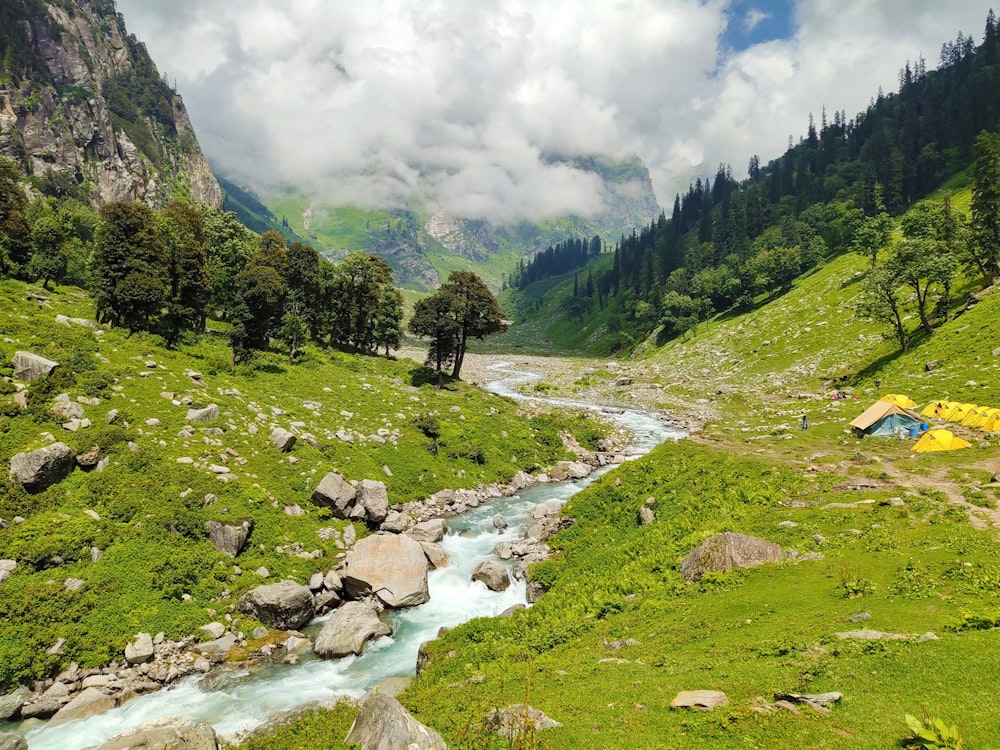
[16,362,683,749]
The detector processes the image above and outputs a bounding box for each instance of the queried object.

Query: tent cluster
[847,393,980,452]
[920,400,1000,432]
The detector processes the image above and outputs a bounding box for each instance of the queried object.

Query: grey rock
[0,686,30,721]
[124,632,155,664]
[310,472,356,518]
[106,408,119,424]
[407,518,447,543]
[313,599,392,658]
[356,479,389,524]
[9,442,75,493]
[638,506,655,525]
[0,731,27,750]
[485,704,562,739]
[19,696,69,720]
[342,534,430,608]
[847,612,871,623]
[237,580,315,630]
[186,404,219,424]
[50,687,115,724]
[200,622,226,639]
[76,445,101,469]
[92,715,219,749]
[679,532,784,582]
[420,541,448,570]
[193,633,237,658]
[50,393,85,421]
[380,510,414,533]
[12,351,59,383]
[472,561,510,591]
[205,519,253,558]
[492,514,508,530]
[269,428,296,452]
[344,691,446,749]
[669,690,729,711]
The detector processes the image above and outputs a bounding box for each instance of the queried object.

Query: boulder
[93,715,219,750]
[76,445,102,470]
[380,510,414,533]
[472,561,510,592]
[50,686,116,724]
[313,599,393,658]
[407,518,447,543]
[49,393,84,421]
[638,507,655,525]
[269,428,296,452]
[484,704,561,740]
[342,534,430,608]
[237,580,315,630]
[12,351,59,382]
[344,690,446,750]
[9,442,75,493]
[679,532,784,582]
[205,519,253,557]
[420,542,448,569]
[0,732,27,750]
[186,404,219,424]
[19,696,69,719]
[311,472,356,518]
[670,690,729,711]
[356,479,389,524]
[0,686,30,721]
[124,632,155,664]
[194,633,238,658]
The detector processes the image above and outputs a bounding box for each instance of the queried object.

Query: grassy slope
[0,280,604,689]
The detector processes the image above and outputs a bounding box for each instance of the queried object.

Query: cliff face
[0,0,221,208]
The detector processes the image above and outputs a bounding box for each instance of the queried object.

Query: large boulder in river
[313,599,392,658]
[237,580,315,630]
[311,472,357,518]
[342,533,429,608]
[472,561,510,592]
[9,442,75,493]
[345,690,446,750]
[679,532,784,582]
[205,519,253,557]
[50,687,116,724]
[94,715,219,750]
[12,351,59,383]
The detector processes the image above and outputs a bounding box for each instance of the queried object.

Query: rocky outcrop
[11,351,59,382]
[237,581,315,630]
[341,534,430,608]
[9,442,75,493]
[205,519,253,558]
[670,690,729,711]
[344,691,447,750]
[93,715,219,750]
[679,532,784,582]
[313,600,392,659]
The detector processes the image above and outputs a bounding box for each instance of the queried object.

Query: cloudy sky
[115,0,991,223]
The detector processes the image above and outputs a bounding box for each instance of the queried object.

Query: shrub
[903,713,963,749]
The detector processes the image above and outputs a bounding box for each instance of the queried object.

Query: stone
[421,542,448,569]
[670,690,729,711]
[342,533,430,608]
[205,519,253,557]
[76,445,102,469]
[485,704,562,740]
[50,393,85,421]
[638,506,655,525]
[835,629,912,640]
[269,428,296,452]
[492,514,508,530]
[408,518,447,543]
[313,600,393,658]
[0,686,30,721]
[344,690,446,749]
[381,510,414,533]
[194,633,237,658]
[679,532,784,582]
[310,472,356,518]
[773,691,842,708]
[186,404,219,424]
[472,561,510,591]
[106,409,119,424]
[323,569,343,591]
[12,351,59,382]
[200,622,226,639]
[91,715,219,750]
[9,442,75,493]
[0,732,27,750]
[19,696,69,719]
[356,479,389,524]
[125,632,155,664]
[50,687,116,724]
[237,580,315,630]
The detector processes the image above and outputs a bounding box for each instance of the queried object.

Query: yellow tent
[911,429,972,452]
[921,400,954,418]
[880,393,917,408]
[961,406,990,427]
[942,403,976,422]
[982,410,1000,432]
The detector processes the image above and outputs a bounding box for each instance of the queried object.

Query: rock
[847,612,871,623]
[342,534,430,608]
[492,514,508,530]
[237,580,315,630]
[200,622,226,639]
[19,696,69,719]
[106,408,119,424]
[835,629,912,640]
[679,532,784,582]
[344,690,446,750]
[420,542,448,569]
[205,519,253,558]
[472,561,510,591]
[0,731,27,750]
[194,633,237,658]
[50,393,85,421]
[324,569,343,591]
[773,691,842,708]
[76,445,102,469]
[407,518,447,543]
[125,632,155,664]
[484,704,561,740]
[356,479,389,524]
[670,690,729,711]
[12,351,59,382]
[0,686,30,721]
[638,506,655,525]
[380,510,414,533]
[313,600,392,658]
[269,427,296,452]
[92,715,219,750]
[924,360,939,372]
[186,404,219,424]
[50,687,115,724]
[9,442,75,493]
[310,472,356,518]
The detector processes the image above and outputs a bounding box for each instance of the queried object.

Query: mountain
[0,0,220,208]
[266,155,660,291]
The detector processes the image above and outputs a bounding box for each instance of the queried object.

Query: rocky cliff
[0,0,221,208]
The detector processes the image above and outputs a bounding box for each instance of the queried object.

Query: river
[16,362,683,749]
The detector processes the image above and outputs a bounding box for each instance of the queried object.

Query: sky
[114,0,992,223]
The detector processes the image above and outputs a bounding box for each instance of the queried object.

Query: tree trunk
[452,326,468,380]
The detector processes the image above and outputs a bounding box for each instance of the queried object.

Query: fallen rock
[344,690,446,749]
[835,629,913,641]
[76,445,102,470]
[205,519,253,558]
[92,715,219,749]
[381,510,414,533]
[12,351,59,383]
[420,542,448,570]
[0,686,30,721]
[50,393,85,421]
[313,600,392,658]
[356,479,389,524]
[670,690,729,711]
[50,687,116,724]
[484,704,561,740]
[0,731,27,750]
[269,428,296,452]
[311,472,356,518]
[124,632,155,664]
[237,580,315,630]
[679,532,784,582]
[472,561,510,592]
[407,518,447,543]
[342,534,429,608]
[9,442,76,493]
[186,404,219,424]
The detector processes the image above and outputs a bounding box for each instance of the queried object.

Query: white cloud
[743,8,770,33]
[116,0,990,221]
